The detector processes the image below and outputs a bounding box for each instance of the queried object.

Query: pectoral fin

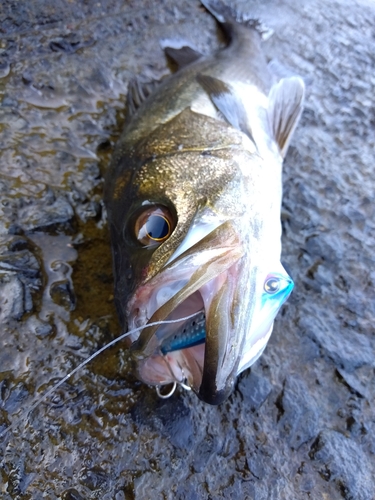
[268,76,305,157]
[197,74,255,143]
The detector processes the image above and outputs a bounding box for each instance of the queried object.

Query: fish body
[104,0,304,404]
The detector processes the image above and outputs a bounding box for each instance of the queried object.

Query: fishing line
[0,312,200,439]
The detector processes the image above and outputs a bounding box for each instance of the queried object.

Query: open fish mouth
[127,221,244,404]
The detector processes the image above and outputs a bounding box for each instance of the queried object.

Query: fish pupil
[146,215,170,241]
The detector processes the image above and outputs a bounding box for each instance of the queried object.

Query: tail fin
[200,0,271,39]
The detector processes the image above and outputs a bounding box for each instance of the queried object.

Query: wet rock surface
[0,0,374,498]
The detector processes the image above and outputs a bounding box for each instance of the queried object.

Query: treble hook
[156,382,177,399]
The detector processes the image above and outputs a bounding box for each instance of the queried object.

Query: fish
[104,0,304,405]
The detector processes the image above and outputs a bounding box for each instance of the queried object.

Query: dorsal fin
[267,77,305,158]
[126,78,160,118]
[197,74,255,144]
[164,46,203,69]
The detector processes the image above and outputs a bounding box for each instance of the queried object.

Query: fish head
[105,108,294,404]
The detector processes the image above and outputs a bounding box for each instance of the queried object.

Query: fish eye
[134,205,174,247]
[264,277,281,294]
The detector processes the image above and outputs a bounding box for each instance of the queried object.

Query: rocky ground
[0,0,374,499]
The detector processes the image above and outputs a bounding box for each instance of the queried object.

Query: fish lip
[127,222,244,398]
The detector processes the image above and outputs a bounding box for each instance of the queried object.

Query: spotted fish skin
[104,0,304,404]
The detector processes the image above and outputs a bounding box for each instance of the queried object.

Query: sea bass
[104,0,304,404]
